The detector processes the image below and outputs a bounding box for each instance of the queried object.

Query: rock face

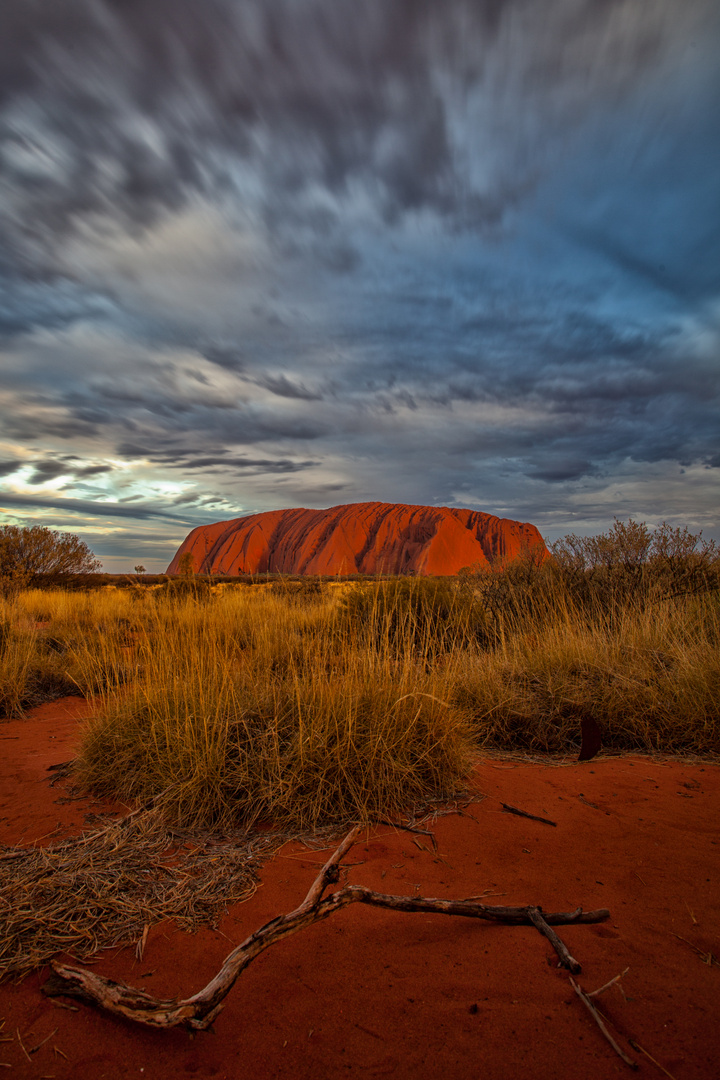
[167,502,547,577]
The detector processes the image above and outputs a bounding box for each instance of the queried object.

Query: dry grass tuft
[73,587,472,830]
[451,597,720,754]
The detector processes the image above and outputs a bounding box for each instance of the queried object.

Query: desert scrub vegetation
[0,524,100,594]
[74,586,472,830]
[0,519,718,828]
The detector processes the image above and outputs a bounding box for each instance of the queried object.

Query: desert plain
[1,693,718,1080]
[1,516,719,1079]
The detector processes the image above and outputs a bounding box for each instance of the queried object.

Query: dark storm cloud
[334,284,720,485]
[114,442,319,472]
[27,459,70,484]
[525,459,596,484]
[74,463,112,478]
[0,0,718,568]
[0,275,117,340]
[4,412,101,441]
[16,456,114,485]
[201,345,246,372]
[0,0,694,253]
[0,491,194,523]
[166,456,320,473]
[256,374,323,401]
[114,438,323,473]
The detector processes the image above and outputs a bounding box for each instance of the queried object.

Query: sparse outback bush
[551,519,719,613]
[0,525,100,594]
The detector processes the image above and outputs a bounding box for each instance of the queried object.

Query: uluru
[166,502,547,576]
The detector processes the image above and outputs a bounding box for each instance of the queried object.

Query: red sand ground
[1,698,718,1080]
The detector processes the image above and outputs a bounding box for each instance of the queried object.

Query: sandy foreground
[0,698,718,1080]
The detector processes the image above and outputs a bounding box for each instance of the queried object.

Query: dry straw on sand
[0,806,340,982]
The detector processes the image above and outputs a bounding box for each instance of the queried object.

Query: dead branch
[501,803,557,827]
[526,906,581,972]
[300,825,363,906]
[43,827,609,1031]
[570,977,637,1069]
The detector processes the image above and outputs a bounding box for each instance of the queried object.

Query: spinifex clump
[74,587,473,830]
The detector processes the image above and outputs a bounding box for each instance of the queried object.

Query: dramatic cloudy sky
[1,0,718,570]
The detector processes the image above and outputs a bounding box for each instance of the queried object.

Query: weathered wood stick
[346,889,608,927]
[301,825,364,906]
[44,890,609,1030]
[501,803,557,827]
[526,906,581,973]
[570,977,637,1070]
[43,832,368,1031]
[42,828,609,1031]
[628,1039,679,1080]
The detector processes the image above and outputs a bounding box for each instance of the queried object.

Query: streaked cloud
[0,1,717,569]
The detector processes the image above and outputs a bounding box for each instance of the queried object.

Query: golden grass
[74,587,472,830]
[452,596,720,753]
[1,570,718,829]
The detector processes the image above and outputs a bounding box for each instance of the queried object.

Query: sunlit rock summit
[167,502,547,577]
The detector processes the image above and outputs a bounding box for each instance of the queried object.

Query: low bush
[0,525,100,593]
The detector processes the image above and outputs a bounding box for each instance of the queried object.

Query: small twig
[136,925,149,962]
[587,967,626,997]
[377,820,438,851]
[29,1028,58,1055]
[526,907,581,972]
[301,826,363,907]
[16,1029,32,1064]
[570,978,637,1069]
[501,803,557,827]
[588,968,629,998]
[670,933,720,967]
[628,1039,679,1080]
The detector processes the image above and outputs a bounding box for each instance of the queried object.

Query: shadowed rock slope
[166,502,547,577]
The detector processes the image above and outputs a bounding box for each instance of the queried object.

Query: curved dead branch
[43,826,609,1030]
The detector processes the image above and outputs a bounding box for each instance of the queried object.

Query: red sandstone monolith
[166,502,547,576]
